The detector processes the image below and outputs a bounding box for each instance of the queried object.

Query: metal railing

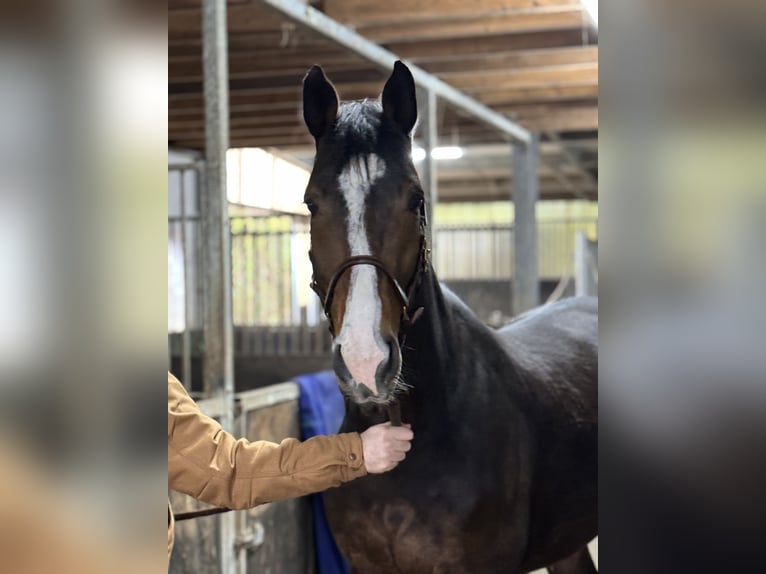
[229,216,320,327]
[434,218,598,281]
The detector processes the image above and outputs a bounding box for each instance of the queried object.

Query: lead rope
[387,302,426,428]
[175,506,231,521]
[387,402,403,427]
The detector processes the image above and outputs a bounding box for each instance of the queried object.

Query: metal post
[419,88,437,244]
[180,170,192,389]
[575,230,598,296]
[201,0,233,420]
[201,0,236,572]
[512,134,540,315]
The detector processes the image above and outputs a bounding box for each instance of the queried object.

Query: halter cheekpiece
[309,203,430,343]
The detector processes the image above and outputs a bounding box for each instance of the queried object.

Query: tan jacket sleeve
[167,373,366,510]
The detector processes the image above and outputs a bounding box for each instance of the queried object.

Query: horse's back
[501,296,597,342]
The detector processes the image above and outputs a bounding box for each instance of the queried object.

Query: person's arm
[168,373,366,510]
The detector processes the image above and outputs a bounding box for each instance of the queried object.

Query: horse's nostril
[376,335,402,384]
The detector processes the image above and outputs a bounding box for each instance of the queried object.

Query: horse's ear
[303,65,339,140]
[382,61,417,135]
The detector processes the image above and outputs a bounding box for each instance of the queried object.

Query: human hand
[360,422,414,473]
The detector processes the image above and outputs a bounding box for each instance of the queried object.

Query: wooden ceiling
[169,0,598,201]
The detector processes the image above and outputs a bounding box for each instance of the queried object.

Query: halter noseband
[309,204,430,342]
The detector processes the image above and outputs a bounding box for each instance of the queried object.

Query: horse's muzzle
[333,334,401,402]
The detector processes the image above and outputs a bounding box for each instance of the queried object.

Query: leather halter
[309,203,430,342]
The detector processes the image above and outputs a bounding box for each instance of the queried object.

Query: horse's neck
[343,268,515,429]
[341,268,457,428]
[406,268,460,371]
[396,270,483,420]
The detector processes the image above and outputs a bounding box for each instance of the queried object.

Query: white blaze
[335,155,388,394]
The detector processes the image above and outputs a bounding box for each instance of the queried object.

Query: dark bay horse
[302,61,597,574]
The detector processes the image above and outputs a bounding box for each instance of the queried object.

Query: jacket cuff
[337,432,367,482]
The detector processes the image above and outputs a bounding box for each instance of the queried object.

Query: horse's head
[302,61,427,405]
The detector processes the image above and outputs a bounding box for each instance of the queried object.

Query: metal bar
[168,215,202,222]
[195,165,205,334]
[256,0,530,143]
[168,162,205,171]
[512,133,540,315]
[248,231,256,324]
[180,169,193,390]
[575,230,598,296]
[419,87,438,244]
[201,0,234,413]
[277,233,286,326]
[201,0,236,572]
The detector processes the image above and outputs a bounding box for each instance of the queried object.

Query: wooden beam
[170,46,597,84]
[170,78,383,97]
[169,0,247,8]
[169,28,595,60]
[170,112,302,131]
[422,46,597,74]
[170,101,301,118]
[323,0,580,25]
[172,128,513,149]
[169,28,330,49]
[170,4,284,38]
[445,63,598,92]
[169,87,597,122]
[513,105,599,132]
[359,8,588,44]
[169,104,599,141]
[170,49,368,80]
[185,139,598,158]
[425,104,599,133]
[170,82,383,112]
[171,89,305,108]
[184,128,569,148]
[475,84,598,106]
[388,29,596,61]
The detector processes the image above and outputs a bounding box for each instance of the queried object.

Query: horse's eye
[305,200,318,216]
[408,193,425,213]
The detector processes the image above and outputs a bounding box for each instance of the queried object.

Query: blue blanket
[293,370,350,574]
